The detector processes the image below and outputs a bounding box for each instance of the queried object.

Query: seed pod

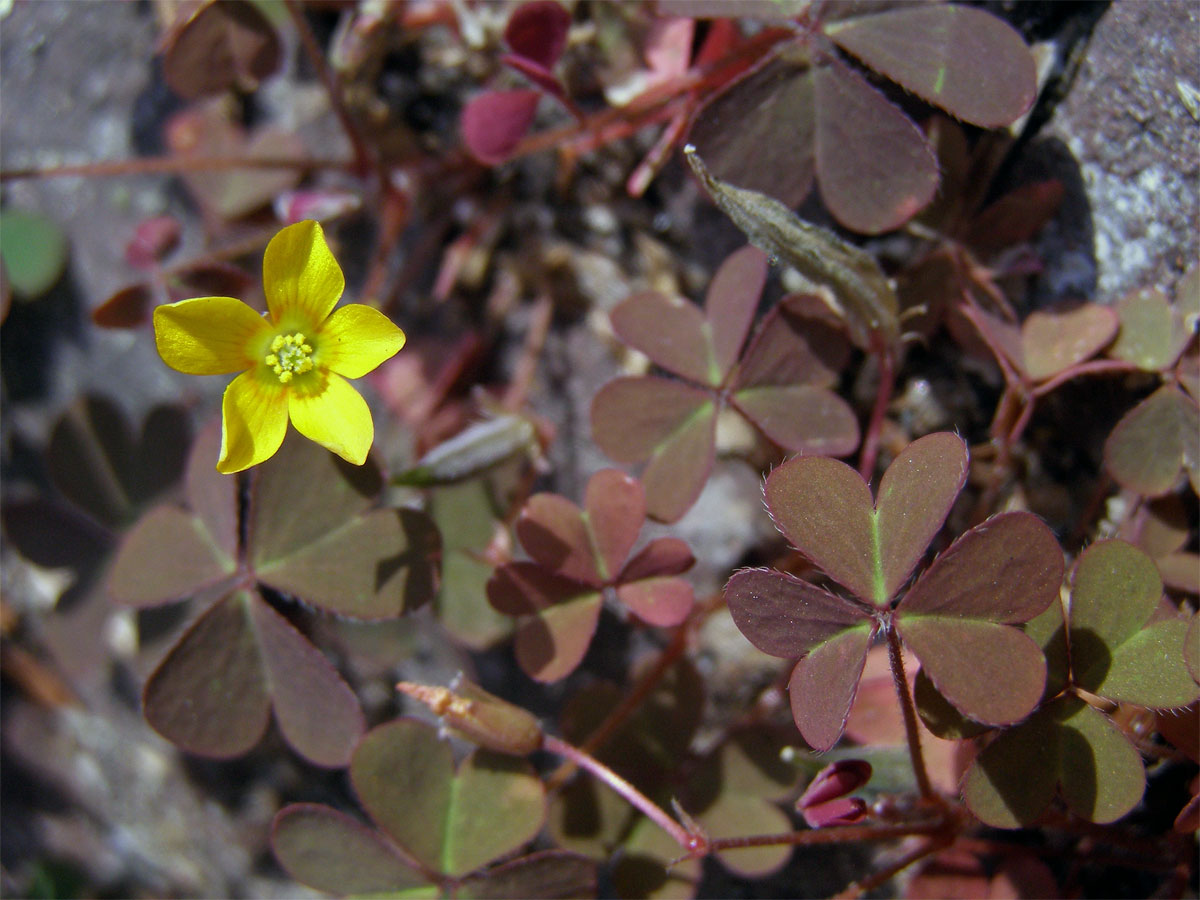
[684,145,899,349]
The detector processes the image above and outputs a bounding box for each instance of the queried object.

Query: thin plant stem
[541,734,700,854]
[545,625,690,792]
[0,155,350,182]
[886,625,936,801]
[283,0,377,181]
[835,834,950,899]
[858,341,896,480]
[706,817,947,854]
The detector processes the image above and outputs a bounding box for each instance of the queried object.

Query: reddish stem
[858,339,896,480]
[835,834,950,899]
[284,0,377,181]
[545,625,691,792]
[886,624,936,801]
[541,734,700,854]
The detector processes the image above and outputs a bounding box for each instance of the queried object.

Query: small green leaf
[0,207,68,299]
[1104,384,1199,496]
[352,719,545,879]
[1110,287,1192,371]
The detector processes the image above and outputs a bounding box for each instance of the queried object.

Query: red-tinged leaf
[457,850,597,900]
[248,596,365,768]
[1105,384,1199,496]
[125,215,182,269]
[514,594,603,683]
[517,493,600,585]
[609,290,715,386]
[504,0,571,70]
[616,577,693,627]
[92,283,154,328]
[591,376,717,523]
[487,562,592,616]
[897,617,1045,726]
[271,804,431,896]
[824,5,1035,128]
[963,180,1065,257]
[725,568,869,658]
[687,55,817,210]
[788,623,874,752]
[732,300,850,392]
[352,719,546,878]
[874,432,969,601]
[499,54,566,98]
[461,90,541,165]
[171,260,256,301]
[584,469,645,583]
[1021,302,1119,381]
[732,384,859,455]
[765,433,966,606]
[1110,287,1190,372]
[161,0,281,99]
[1,499,110,574]
[812,58,938,234]
[143,591,271,758]
[590,376,712,463]
[898,512,1062,623]
[765,456,877,602]
[706,245,769,378]
[108,506,236,607]
[184,423,239,564]
[619,536,694,582]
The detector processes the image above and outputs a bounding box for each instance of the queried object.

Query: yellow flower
[153,220,405,474]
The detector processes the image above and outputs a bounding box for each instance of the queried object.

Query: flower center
[264,333,314,383]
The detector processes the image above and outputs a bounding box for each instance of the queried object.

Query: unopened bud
[397,675,542,756]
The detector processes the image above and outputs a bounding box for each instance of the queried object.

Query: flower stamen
[265,332,314,383]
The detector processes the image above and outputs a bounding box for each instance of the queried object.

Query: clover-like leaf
[161,0,281,99]
[272,804,434,896]
[249,434,439,618]
[764,432,968,606]
[963,695,1145,827]
[824,5,1036,128]
[462,90,541,165]
[1110,287,1194,372]
[1021,302,1119,381]
[456,850,597,900]
[0,206,68,300]
[812,57,939,235]
[1068,540,1199,709]
[142,590,364,766]
[351,719,546,879]
[504,0,571,72]
[489,471,694,681]
[590,377,716,523]
[895,512,1062,725]
[108,424,237,608]
[1104,384,1200,497]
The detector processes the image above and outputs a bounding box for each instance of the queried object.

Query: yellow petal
[318,304,407,378]
[262,220,344,327]
[154,297,268,375]
[288,372,374,465]
[219,371,290,473]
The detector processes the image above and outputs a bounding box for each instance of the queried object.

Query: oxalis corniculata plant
[3,1,1199,899]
